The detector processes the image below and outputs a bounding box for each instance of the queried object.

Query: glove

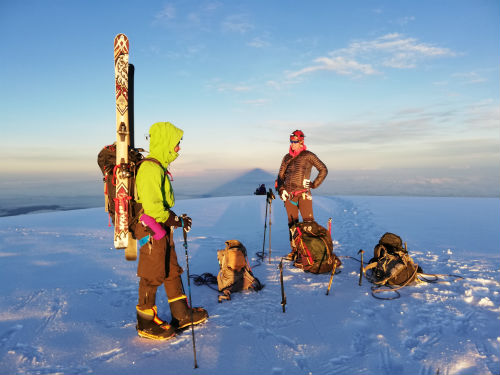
[280,189,289,201]
[164,211,183,228]
[181,214,192,232]
[303,178,311,189]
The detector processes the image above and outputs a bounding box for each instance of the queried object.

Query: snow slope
[0,195,499,375]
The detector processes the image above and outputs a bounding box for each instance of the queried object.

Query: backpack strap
[128,157,164,230]
[137,157,174,181]
[371,265,419,298]
[137,157,162,172]
[363,261,377,271]
[362,261,378,277]
[292,226,315,266]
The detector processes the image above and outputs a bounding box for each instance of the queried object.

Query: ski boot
[286,220,299,261]
[136,305,176,340]
[169,295,209,330]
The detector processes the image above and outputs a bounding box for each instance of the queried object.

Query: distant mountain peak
[207,168,275,197]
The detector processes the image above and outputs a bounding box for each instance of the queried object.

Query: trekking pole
[358,249,364,286]
[325,217,336,295]
[325,261,338,296]
[268,198,272,263]
[182,221,198,369]
[261,194,269,260]
[279,258,286,312]
[268,189,275,264]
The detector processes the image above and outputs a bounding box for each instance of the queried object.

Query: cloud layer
[288,33,456,78]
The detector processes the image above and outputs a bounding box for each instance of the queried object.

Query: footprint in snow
[7,342,44,366]
[417,364,437,375]
[91,347,124,363]
[474,339,500,375]
[351,330,369,356]
[319,355,365,375]
[378,345,404,375]
[0,324,23,349]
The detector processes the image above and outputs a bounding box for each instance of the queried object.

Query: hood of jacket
[148,122,184,168]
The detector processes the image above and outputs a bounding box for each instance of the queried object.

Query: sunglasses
[290,140,300,144]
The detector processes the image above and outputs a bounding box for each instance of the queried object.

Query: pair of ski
[113,33,136,260]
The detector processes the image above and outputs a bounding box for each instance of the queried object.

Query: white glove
[281,190,290,201]
[303,179,311,189]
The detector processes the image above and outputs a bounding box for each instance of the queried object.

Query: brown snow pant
[133,223,184,310]
[285,194,314,252]
[284,193,314,224]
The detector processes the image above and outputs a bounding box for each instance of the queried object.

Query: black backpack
[291,221,341,274]
[97,144,162,234]
[364,233,421,287]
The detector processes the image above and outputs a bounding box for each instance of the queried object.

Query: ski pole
[358,249,364,286]
[325,260,338,296]
[279,258,286,312]
[261,194,269,260]
[325,217,335,295]
[268,189,275,264]
[182,220,198,369]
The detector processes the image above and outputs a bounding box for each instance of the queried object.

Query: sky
[0,0,499,197]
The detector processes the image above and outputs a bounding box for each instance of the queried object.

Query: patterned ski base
[113,33,135,260]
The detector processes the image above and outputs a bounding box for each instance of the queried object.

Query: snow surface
[0,195,499,375]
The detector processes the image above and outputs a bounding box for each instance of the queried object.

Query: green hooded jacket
[136,122,184,223]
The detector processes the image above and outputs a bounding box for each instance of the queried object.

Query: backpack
[291,221,341,274]
[97,144,162,235]
[216,240,263,301]
[364,233,421,288]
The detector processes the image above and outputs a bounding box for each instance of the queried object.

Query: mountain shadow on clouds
[203,168,276,198]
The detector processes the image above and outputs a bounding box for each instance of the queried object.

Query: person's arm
[309,153,328,189]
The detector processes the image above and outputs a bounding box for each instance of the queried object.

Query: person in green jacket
[133,122,208,340]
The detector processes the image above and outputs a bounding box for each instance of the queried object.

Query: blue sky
[1,0,499,196]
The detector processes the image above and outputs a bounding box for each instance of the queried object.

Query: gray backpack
[364,233,421,287]
[217,240,263,301]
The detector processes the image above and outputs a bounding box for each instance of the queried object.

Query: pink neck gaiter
[289,143,307,157]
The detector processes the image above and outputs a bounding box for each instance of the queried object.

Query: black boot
[169,296,209,330]
[164,276,209,329]
[136,305,176,340]
[286,220,299,261]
